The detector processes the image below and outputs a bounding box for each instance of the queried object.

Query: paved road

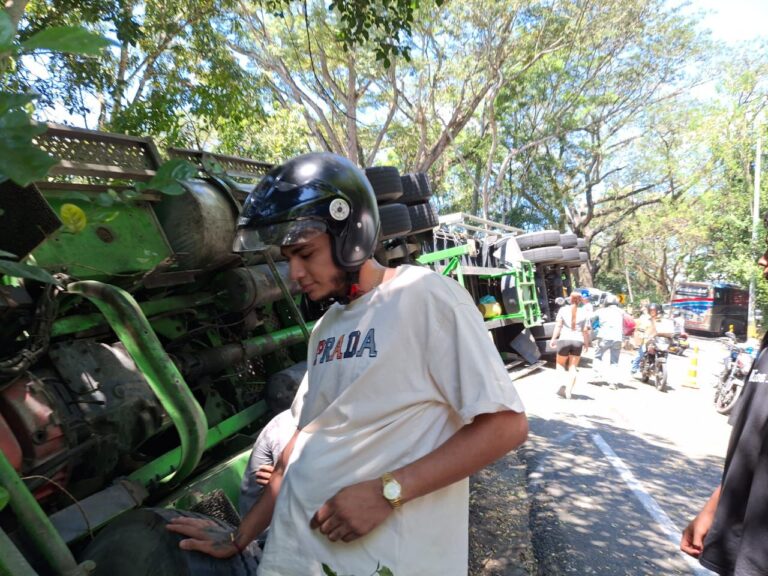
[514,336,734,576]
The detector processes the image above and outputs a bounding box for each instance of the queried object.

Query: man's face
[281,233,346,301]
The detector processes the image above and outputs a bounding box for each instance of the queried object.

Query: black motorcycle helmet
[233,153,380,272]
[648,303,662,315]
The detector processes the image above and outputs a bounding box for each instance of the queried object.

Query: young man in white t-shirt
[166,153,528,575]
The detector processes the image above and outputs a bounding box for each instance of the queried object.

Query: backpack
[622,313,636,337]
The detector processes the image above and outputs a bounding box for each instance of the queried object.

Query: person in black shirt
[680,227,768,576]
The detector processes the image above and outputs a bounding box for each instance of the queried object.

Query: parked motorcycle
[714,332,757,415]
[668,332,689,356]
[639,335,670,392]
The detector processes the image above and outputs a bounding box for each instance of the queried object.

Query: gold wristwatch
[381,472,403,509]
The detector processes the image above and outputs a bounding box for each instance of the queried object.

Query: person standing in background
[549,291,591,399]
[592,295,625,390]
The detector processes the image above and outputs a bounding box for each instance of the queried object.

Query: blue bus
[671,281,748,335]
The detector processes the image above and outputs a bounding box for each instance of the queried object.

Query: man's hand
[681,511,714,558]
[681,487,721,558]
[255,464,275,486]
[165,516,241,558]
[310,479,392,543]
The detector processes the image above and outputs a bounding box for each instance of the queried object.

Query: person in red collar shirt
[167,153,528,576]
[680,212,768,576]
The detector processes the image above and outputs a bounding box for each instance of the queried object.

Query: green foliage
[321,563,394,576]
[135,159,198,196]
[1,5,111,186]
[0,92,58,185]
[0,251,60,285]
[20,24,112,54]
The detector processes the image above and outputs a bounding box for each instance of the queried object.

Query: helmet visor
[233,219,327,253]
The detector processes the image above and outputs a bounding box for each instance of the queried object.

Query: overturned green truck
[0,125,579,575]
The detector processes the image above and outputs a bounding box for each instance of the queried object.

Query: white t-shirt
[596,305,624,342]
[555,304,590,342]
[257,265,524,576]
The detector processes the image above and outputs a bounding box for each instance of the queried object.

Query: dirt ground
[469,450,536,576]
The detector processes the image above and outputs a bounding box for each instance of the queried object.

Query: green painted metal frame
[32,193,173,281]
[129,400,268,487]
[417,246,541,327]
[67,280,207,485]
[51,292,217,337]
[0,451,88,576]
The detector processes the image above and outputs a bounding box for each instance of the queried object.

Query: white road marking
[592,433,716,576]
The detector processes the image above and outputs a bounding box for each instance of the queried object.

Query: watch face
[383,481,401,500]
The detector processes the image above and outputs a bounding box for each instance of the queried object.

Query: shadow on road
[522,414,723,576]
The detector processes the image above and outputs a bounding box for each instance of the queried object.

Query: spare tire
[408,202,439,234]
[559,233,577,248]
[515,230,561,250]
[400,172,433,205]
[80,508,258,576]
[555,248,580,263]
[365,166,403,203]
[379,203,412,240]
[522,246,564,263]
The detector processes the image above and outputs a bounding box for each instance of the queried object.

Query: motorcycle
[713,333,757,415]
[639,335,670,392]
[668,332,689,356]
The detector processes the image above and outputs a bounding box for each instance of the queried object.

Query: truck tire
[515,230,561,250]
[559,233,577,248]
[408,201,439,234]
[529,321,556,339]
[522,246,564,263]
[553,248,580,264]
[80,508,258,576]
[365,166,403,204]
[400,172,433,205]
[378,203,412,240]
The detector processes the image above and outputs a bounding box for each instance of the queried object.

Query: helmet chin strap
[327,270,360,305]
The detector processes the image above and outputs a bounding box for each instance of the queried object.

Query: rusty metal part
[0,376,69,499]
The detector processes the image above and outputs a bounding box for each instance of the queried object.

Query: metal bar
[51,292,217,337]
[263,251,310,340]
[0,451,84,576]
[437,212,523,234]
[416,244,472,265]
[0,527,40,576]
[66,281,207,484]
[129,400,268,487]
[179,321,315,379]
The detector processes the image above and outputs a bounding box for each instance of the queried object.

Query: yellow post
[683,345,700,388]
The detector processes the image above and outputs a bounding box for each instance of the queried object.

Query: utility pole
[748,111,763,339]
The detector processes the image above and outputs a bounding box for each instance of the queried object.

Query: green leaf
[0,141,58,186]
[377,568,394,576]
[321,564,338,576]
[21,26,111,56]
[144,159,197,196]
[0,260,59,285]
[0,107,58,186]
[96,192,115,206]
[61,191,92,203]
[0,11,14,51]
[0,92,37,116]
[0,250,17,259]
